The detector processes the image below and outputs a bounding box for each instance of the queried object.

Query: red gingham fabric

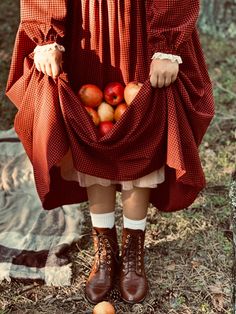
[6,0,214,212]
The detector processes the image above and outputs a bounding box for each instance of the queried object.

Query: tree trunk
[199,0,236,38]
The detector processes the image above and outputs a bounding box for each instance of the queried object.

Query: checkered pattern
[6,0,214,212]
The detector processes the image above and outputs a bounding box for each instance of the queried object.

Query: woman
[6,0,214,304]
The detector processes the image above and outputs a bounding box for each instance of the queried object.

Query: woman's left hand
[149,59,179,88]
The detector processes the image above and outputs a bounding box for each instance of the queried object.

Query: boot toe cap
[120,275,148,304]
[85,285,109,304]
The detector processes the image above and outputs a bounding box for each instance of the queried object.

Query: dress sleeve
[147,0,200,55]
[20,0,68,45]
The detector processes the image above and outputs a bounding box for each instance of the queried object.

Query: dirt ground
[0,1,235,313]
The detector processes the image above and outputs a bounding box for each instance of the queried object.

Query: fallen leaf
[209,285,225,311]
[166,262,176,271]
[191,259,201,268]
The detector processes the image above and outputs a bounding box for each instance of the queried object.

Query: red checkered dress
[6,0,214,212]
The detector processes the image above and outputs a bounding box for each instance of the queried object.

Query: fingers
[164,76,172,87]
[150,73,158,88]
[33,50,63,78]
[157,74,165,88]
[34,61,41,73]
[150,73,172,88]
[171,73,178,83]
[45,63,53,77]
[35,60,61,78]
[149,59,179,88]
[51,61,62,78]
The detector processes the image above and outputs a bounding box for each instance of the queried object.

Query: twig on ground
[19,283,40,294]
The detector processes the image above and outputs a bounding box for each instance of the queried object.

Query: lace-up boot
[85,226,119,304]
[119,228,148,303]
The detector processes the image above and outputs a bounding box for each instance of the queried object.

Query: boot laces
[94,233,118,270]
[123,234,142,273]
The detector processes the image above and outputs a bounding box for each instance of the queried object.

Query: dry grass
[0,193,233,313]
[0,1,235,313]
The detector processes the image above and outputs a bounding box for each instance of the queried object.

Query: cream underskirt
[56,149,165,190]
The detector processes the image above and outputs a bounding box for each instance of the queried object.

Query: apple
[114,103,128,122]
[124,81,143,105]
[85,106,100,126]
[99,121,114,136]
[78,84,103,108]
[104,82,124,106]
[97,101,114,122]
[93,301,115,314]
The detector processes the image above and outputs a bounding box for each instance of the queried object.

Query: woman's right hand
[34,49,63,79]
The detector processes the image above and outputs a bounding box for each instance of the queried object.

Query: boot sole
[85,290,111,305]
[120,294,147,304]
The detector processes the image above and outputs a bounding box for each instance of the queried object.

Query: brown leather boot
[119,228,148,304]
[85,226,119,304]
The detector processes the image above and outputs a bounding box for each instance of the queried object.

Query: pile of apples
[78,81,143,136]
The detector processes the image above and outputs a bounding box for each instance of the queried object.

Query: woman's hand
[34,49,63,79]
[149,59,179,88]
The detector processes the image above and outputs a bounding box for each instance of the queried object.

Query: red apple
[97,101,114,122]
[99,121,114,136]
[114,103,128,122]
[85,106,100,126]
[124,81,143,105]
[78,84,103,108]
[104,82,124,106]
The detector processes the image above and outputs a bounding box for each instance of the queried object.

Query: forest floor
[0,1,235,313]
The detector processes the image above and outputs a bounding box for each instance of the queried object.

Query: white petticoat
[56,149,165,190]
[76,167,165,190]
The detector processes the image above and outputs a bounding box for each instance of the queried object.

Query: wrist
[151,52,182,65]
[33,42,65,54]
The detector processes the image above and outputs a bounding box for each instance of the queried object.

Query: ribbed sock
[90,211,115,229]
[123,215,147,231]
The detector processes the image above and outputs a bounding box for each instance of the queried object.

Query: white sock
[90,212,115,229]
[123,215,147,231]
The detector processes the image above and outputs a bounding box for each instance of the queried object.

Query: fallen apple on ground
[104,82,124,106]
[124,81,143,105]
[78,84,103,108]
[93,301,115,314]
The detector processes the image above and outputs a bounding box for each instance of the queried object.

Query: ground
[0,1,235,313]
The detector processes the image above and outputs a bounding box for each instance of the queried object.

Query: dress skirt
[6,0,215,211]
[57,148,165,189]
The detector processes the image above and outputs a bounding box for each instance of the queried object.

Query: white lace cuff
[151,52,183,64]
[34,42,65,54]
